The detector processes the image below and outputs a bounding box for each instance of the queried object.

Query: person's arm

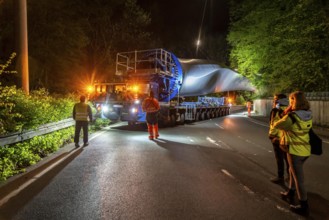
[72,105,76,120]
[273,114,294,131]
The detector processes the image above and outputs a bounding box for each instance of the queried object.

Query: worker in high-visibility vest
[246,101,252,117]
[142,91,160,140]
[73,95,93,147]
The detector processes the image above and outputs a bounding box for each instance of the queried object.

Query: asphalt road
[0,111,328,220]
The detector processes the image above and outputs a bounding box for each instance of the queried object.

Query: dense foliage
[1,55,111,181]
[228,0,329,97]
[0,0,152,93]
[0,86,76,135]
[0,127,74,181]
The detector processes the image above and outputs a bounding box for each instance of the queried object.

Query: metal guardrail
[0,118,75,147]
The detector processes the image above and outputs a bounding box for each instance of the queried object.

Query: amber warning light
[87,85,93,93]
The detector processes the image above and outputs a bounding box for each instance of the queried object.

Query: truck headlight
[102,106,109,113]
[131,107,138,113]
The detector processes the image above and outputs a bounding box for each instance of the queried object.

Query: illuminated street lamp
[195,39,201,56]
[195,0,208,57]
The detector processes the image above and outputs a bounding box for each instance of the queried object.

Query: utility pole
[16,0,29,94]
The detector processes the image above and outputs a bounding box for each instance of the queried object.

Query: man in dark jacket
[268,93,289,184]
[73,95,92,147]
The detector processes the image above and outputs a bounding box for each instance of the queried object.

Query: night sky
[137,0,230,50]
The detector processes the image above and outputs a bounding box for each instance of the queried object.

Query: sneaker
[149,136,154,140]
[270,177,284,184]
[75,143,80,148]
[83,142,89,146]
[155,134,159,139]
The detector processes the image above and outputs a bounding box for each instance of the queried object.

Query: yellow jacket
[268,106,287,139]
[273,111,312,156]
[73,102,92,121]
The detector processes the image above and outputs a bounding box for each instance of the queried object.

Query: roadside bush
[91,118,111,131]
[0,127,74,181]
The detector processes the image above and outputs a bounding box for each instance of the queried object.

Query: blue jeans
[287,154,309,201]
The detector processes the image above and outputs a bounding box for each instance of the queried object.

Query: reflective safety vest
[268,106,287,139]
[74,103,90,121]
[276,113,312,157]
[142,97,160,113]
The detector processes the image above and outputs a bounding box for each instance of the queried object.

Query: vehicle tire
[195,112,200,121]
[128,121,136,126]
[170,114,176,126]
[179,113,185,125]
[201,112,205,120]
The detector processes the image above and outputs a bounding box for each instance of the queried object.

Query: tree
[228,0,329,97]
[0,0,152,93]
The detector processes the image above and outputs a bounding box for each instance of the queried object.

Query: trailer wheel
[170,114,176,126]
[195,112,200,121]
[163,115,171,127]
[179,113,185,125]
[128,121,136,126]
[201,112,205,120]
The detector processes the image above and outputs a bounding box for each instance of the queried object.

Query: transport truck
[91,48,253,126]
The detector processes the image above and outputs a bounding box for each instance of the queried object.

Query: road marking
[90,131,106,140]
[206,137,219,146]
[243,185,255,195]
[221,169,235,179]
[215,123,224,129]
[247,118,269,127]
[0,145,85,207]
[221,169,255,196]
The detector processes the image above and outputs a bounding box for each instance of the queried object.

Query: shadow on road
[0,148,84,219]
[307,192,329,219]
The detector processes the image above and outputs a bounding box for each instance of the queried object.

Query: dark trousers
[272,142,289,178]
[74,121,89,144]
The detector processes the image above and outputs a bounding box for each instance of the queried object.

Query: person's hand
[283,105,292,115]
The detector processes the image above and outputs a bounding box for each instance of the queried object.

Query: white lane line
[221,169,235,179]
[243,185,255,195]
[247,118,269,127]
[89,131,106,141]
[206,137,219,146]
[0,148,79,207]
[215,123,224,129]
[221,169,255,195]
[0,131,107,207]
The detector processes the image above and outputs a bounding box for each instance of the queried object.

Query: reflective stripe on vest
[75,103,89,121]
